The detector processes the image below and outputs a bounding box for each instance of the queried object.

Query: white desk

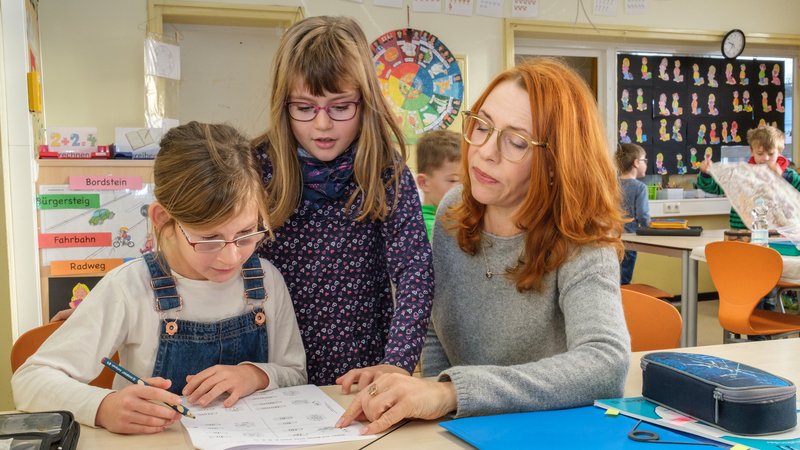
[622,230,725,346]
[32,339,799,450]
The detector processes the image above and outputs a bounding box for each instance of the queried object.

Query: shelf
[37,159,155,168]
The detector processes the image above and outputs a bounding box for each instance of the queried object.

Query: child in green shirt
[698,125,799,229]
[415,130,462,241]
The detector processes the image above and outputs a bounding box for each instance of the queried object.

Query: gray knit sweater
[422,187,631,418]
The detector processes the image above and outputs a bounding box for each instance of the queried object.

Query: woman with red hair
[338,57,630,433]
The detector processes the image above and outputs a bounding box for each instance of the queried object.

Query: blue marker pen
[101,357,195,419]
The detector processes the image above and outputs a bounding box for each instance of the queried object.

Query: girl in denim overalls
[12,122,307,434]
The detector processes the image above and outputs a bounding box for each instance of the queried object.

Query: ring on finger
[368,383,378,397]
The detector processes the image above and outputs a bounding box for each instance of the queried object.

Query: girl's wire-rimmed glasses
[286,100,361,122]
[177,223,268,253]
[461,111,548,162]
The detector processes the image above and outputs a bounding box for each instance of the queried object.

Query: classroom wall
[0,144,14,411]
[38,0,800,143]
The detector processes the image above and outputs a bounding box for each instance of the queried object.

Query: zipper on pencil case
[713,387,795,424]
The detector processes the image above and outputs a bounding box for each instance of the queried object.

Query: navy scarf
[298,143,356,207]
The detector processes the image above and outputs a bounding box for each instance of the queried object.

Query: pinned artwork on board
[48,276,102,320]
[617,54,785,175]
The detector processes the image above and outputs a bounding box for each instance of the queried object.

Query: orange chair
[621,289,682,351]
[622,283,674,301]
[11,320,118,388]
[705,241,800,342]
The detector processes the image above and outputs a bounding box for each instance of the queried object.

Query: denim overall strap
[148,253,269,394]
[144,252,182,311]
[242,254,266,301]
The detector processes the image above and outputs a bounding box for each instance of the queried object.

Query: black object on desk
[0,410,79,450]
[636,226,703,237]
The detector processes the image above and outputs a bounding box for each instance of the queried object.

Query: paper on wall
[39,184,155,265]
[145,38,180,80]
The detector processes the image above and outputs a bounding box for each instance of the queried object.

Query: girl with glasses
[252,16,433,389]
[615,143,651,284]
[339,58,630,433]
[13,122,306,434]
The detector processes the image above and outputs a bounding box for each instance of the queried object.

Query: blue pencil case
[641,352,796,435]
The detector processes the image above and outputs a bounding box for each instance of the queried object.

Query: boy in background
[415,129,462,241]
[698,125,799,229]
[615,143,650,284]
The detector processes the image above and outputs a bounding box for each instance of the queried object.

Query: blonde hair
[153,121,271,252]
[747,125,785,152]
[446,57,625,292]
[254,16,406,227]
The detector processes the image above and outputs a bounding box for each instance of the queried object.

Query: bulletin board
[36,160,155,320]
[617,54,786,175]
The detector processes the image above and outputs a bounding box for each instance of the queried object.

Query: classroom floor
[695,299,800,346]
[696,300,724,346]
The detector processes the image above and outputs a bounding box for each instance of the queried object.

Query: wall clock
[370,28,463,144]
[721,29,746,59]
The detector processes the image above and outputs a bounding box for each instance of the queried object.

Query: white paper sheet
[446,0,474,16]
[144,38,181,80]
[593,0,618,16]
[182,385,375,450]
[476,0,504,17]
[511,0,539,18]
[413,0,443,12]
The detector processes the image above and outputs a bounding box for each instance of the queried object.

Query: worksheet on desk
[182,384,375,450]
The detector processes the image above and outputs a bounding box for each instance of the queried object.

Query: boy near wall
[415,129,462,241]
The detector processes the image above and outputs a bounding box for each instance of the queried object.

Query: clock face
[722,29,745,59]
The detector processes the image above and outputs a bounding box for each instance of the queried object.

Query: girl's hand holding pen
[183,364,269,408]
[95,377,182,435]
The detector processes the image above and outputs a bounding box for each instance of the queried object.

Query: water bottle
[750,198,770,247]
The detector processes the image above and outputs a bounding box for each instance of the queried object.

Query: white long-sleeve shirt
[12,256,307,426]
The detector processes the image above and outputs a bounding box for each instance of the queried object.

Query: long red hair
[446,57,625,292]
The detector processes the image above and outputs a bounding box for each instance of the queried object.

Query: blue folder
[440,406,722,449]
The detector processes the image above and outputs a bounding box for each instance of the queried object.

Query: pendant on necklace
[485,271,493,279]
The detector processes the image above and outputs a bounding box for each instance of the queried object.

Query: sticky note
[69,176,143,191]
[604,408,620,416]
[50,258,124,275]
[39,233,112,248]
[36,194,100,209]
[730,445,749,450]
